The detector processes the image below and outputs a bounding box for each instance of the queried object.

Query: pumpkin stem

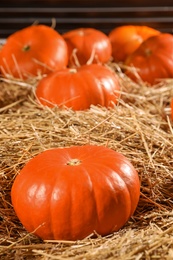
[77,30,85,36]
[67,158,81,166]
[145,48,152,57]
[69,68,77,74]
[22,45,31,52]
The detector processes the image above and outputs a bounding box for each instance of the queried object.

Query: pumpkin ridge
[25,182,45,235]
[89,160,139,219]
[98,164,132,232]
[83,165,100,231]
[66,165,96,240]
[82,163,131,233]
[49,167,73,240]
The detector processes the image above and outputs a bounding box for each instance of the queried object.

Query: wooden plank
[0,2,173,38]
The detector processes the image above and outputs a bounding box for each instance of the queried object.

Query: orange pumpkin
[62,28,112,66]
[125,33,173,85]
[11,145,140,241]
[109,25,160,62]
[35,63,120,110]
[171,98,173,120]
[0,24,68,79]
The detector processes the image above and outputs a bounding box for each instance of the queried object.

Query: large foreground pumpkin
[125,33,173,85]
[0,24,68,79]
[109,25,160,62]
[35,63,120,110]
[11,145,140,241]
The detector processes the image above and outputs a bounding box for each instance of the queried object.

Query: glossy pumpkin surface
[62,28,112,66]
[125,33,173,85]
[0,24,68,79]
[35,63,120,110]
[11,145,140,241]
[109,25,160,62]
[171,99,173,120]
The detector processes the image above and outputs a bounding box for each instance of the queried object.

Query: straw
[0,65,173,259]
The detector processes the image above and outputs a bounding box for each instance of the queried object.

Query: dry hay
[0,68,173,260]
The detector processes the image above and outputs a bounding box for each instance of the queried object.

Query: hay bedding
[0,68,173,260]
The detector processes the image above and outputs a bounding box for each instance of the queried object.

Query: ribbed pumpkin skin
[125,33,173,85]
[0,25,68,79]
[11,145,140,241]
[62,27,112,66]
[35,63,120,110]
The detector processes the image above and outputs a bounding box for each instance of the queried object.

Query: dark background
[0,0,173,38]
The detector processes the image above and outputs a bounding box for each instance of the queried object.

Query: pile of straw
[0,67,173,259]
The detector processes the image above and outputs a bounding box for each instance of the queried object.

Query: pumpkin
[0,24,68,79]
[125,33,173,85]
[11,145,140,241]
[62,28,112,66]
[171,98,173,120]
[109,25,160,62]
[35,63,120,110]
